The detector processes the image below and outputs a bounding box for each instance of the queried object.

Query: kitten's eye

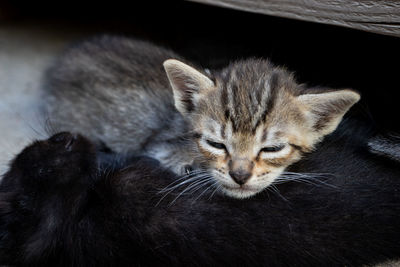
[260,145,285,153]
[206,140,226,150]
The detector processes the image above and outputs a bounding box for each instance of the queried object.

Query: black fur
[1,121,400,266]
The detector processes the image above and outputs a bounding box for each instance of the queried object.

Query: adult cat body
[1,121,400,266]
[43,35,360,198]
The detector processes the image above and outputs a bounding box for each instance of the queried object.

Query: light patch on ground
[0,24,76,177]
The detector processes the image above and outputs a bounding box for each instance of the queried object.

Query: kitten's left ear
[163,59,215,114]
[297,89,360,136]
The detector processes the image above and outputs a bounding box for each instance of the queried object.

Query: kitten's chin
[212,170,279,199]
[220,185,264,199]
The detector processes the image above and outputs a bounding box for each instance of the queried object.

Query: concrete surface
[0,24,77,176]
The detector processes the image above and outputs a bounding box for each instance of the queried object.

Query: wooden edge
[187,0,400,38]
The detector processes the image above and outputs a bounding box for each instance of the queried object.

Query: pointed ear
[163,59,215,114]
[297,89,360,136]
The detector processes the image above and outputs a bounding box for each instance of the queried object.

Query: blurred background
[0,0,399,173]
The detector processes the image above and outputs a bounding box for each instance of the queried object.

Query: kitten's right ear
[163,59,214,114]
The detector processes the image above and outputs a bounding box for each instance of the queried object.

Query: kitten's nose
[229,170,251,185]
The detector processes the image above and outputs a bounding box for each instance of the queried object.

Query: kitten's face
[164,59,360,198]
[193,106,305,198]
[191,74,309,198]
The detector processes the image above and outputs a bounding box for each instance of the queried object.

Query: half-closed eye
[260,144,285,153]
[206,140,227,150]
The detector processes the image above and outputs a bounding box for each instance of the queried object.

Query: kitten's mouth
[211,171,265,198]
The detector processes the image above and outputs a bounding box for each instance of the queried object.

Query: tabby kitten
[44,35,360,198]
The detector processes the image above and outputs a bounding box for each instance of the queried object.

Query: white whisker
[274,171,337,189]
[269,184,289,202]
[157,170,208,193]
[208,183,222,200]
[191,180,217,205]
[155,172,213,207]
[158,173,210,194]
[168,176,213,206]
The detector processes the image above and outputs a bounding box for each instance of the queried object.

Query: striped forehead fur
[212,58,298,133]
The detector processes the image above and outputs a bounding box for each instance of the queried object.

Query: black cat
[1,120,400,266]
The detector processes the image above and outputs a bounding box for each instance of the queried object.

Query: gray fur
[43,36,195,173]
